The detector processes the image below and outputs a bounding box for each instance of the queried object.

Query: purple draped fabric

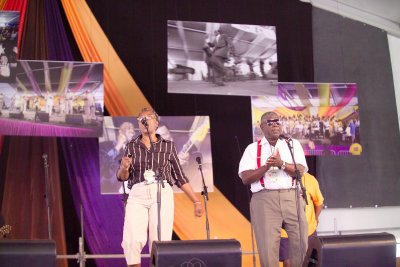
[40,2,152,266]
[0,118,101,137]
[44,0,74,61]
[41,2,131,265]
[60,138,127,267]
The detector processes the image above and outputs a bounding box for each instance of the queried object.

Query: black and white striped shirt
[119,134,189,189]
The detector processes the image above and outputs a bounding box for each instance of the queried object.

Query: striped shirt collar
[131,134,171,145]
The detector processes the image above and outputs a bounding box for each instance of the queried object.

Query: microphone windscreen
[196,156,202,164]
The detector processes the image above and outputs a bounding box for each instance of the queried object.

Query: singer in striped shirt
[117,108,203,267]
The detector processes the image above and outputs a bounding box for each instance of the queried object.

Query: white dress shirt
[238,136,308,192]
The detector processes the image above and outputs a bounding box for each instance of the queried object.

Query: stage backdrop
[312,8,400,208]
[99,116,213,194]
[85,0,315,221]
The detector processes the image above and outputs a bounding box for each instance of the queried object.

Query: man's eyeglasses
[262,119,281,127]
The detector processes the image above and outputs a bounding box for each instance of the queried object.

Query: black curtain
[85,0,315,218]
[313,8,400,207]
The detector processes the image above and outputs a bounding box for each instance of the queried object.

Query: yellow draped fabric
[56,62,73,94]
[60,0,150,116]
[318,83,330,107]
[174,188,260,266]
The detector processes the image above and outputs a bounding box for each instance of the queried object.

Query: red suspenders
[257,140,295,187]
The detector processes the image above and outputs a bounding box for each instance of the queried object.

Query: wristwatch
[281,161,286,170]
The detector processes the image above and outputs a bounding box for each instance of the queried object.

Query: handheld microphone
[196,156,202,166]
[279,134,292,142]
[140,117,148,127]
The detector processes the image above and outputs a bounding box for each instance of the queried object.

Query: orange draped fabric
[0,0,6,9]
[60,0,150,116]
[174,188,261,266]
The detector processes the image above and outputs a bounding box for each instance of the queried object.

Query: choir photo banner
[99,116,213,194]
[0,60,104,137]
[167,20,278,96]
[251,82,361,156]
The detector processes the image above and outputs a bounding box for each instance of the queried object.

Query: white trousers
[122,182,174,265]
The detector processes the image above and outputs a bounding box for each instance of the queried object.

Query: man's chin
[272,132,280,139]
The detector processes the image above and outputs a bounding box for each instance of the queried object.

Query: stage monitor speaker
[65,114,84,125]
[35,112,49,122]
[9,112,24,119]
[151,239,241,267]
[303,232,396,267]
[0,239,56,267]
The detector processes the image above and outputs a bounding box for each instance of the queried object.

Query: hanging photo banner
[0,60,104,137]
[99,116,214,194]
[167,20,278,96]
[251,82,361,156]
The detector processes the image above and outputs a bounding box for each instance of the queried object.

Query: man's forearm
[240,165,270,185]
[314,204,323,222]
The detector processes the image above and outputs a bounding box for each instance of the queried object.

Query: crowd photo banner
[251,82,361,156]
[0,60,104,137]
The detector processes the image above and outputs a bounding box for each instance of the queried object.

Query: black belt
[264,188,295,192]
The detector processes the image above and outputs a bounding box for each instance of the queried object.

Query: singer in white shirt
[238,111,308,267]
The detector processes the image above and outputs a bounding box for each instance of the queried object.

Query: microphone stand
[144,122,164,242]
[42,153,52,240]
[196,157,210,240]
[282,138,308,260]
[121,143,132,216]
[284,138,307,205]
